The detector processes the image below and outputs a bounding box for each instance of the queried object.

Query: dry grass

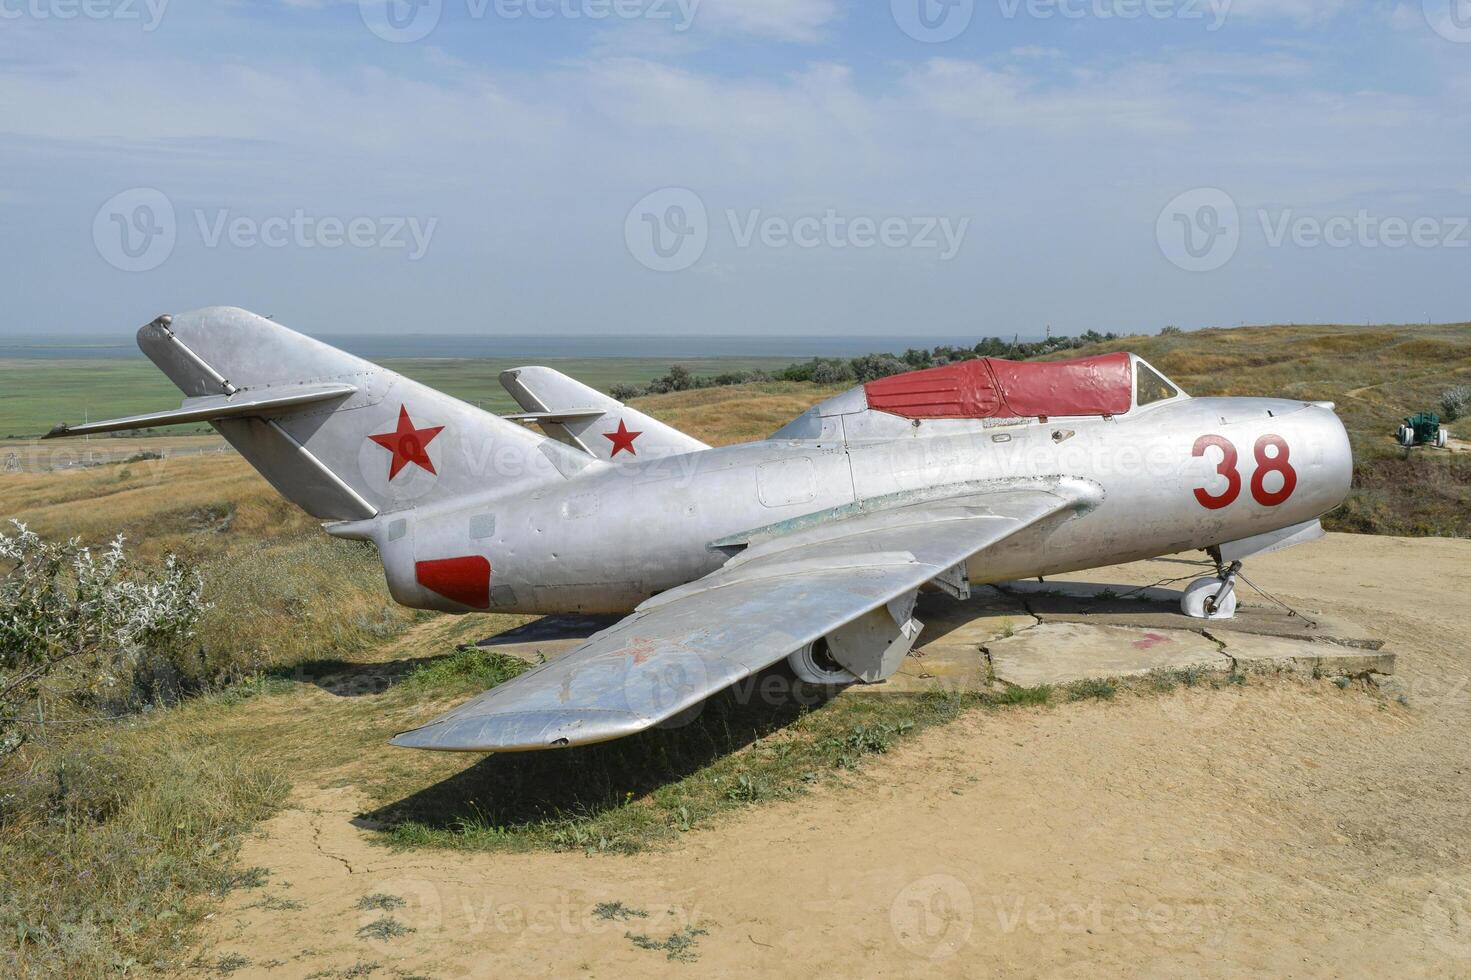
[631,381,842,446]
[0,728,287,977]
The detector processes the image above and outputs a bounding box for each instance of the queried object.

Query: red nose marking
[415,556,491,609]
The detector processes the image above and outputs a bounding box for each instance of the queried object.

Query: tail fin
[500,366,709,462]
[116,307,589,521]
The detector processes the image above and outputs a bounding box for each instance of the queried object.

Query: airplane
[47,308,1352,753]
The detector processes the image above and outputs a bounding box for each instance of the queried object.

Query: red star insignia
[603,419,642,457]
[369,405,444,480]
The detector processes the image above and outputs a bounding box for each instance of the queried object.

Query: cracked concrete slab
[1213,631,1396,677]
[985,622,1230,688]
[998,579,1384,650]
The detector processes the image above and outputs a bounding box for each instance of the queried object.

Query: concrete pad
[998,580,1384,650]
[1217,632,1396,678]
[986,622,1230,688]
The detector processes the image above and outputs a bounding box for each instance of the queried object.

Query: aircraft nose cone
[1313,404,1354,510]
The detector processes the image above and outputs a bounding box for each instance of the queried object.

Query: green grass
[625,925,709,963]
[356,916,415,941]
[1065,678,1117,702]
[593,901,649,921]
[370,683,1055,856]
[0,731,288,977]
[396,646,532,694]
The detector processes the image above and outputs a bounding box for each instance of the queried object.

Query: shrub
[0,523,204,754]
[1441,385,1471,422]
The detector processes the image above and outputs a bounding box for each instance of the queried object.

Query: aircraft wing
[391,479,1099,753]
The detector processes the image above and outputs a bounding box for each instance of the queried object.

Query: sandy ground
[196,533,1471,979]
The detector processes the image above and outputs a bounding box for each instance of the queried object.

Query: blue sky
[2,0,1469,338]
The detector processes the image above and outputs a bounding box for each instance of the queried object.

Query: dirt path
[195,534,1471,979]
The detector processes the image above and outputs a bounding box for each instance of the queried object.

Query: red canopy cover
[864,352,1133,420]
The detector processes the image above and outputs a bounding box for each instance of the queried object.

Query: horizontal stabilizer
[503,409,604,424]
[499,366,709,460]
[44,383,358,438]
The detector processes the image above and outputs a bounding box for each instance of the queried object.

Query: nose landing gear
[1181,558,1241,620]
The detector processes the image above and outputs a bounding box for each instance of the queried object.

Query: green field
[0,356,795,438]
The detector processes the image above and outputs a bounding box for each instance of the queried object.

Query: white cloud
[686,0,840,41]
[1221,0,1350,24]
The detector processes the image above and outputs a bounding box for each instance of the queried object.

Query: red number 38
[1192,434,1297,509]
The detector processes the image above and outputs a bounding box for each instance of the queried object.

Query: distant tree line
[608,330,1122,401]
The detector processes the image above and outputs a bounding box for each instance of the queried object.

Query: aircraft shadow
[359,663,840,835]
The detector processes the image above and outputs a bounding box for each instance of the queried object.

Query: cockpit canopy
[863,352,1183,421]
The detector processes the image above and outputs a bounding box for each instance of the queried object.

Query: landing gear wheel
[1182,576,1238,620]
[1437,429,1449,449]
[1400,426,1416,448]
[788,638,858,686]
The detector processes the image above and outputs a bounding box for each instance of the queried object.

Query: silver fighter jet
[49,308,1352,752]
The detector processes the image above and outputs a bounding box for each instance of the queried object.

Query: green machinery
[1398,413,1449,449]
